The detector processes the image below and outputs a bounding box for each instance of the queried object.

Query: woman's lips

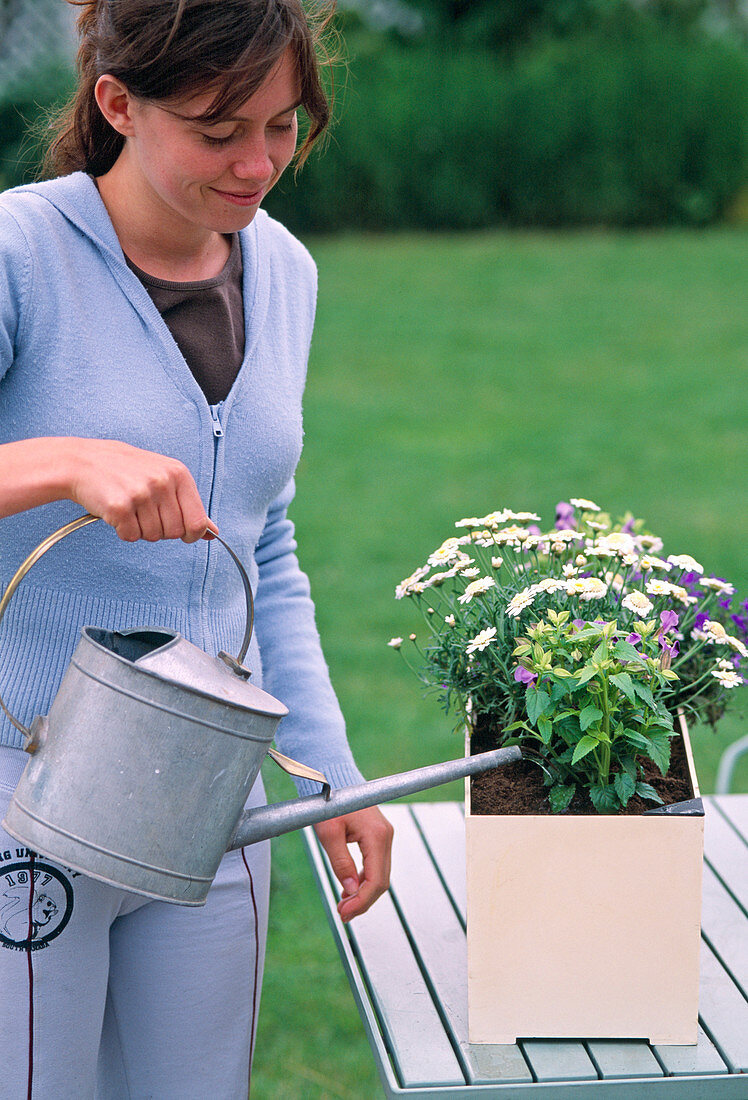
[212,186,265,206]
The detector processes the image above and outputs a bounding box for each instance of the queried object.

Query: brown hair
[44,0,336,178]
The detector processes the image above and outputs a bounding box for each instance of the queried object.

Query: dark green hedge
[2,25,745,230]
[266,25,748,230]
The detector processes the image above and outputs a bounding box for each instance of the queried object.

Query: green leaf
[623,728,651,751]
[579,704,603,731]
[614,771,636,806]
[525,686,551,725]
[571,734,599,765]
[632,680,656,709]
[550,680,570,703]
[537,714,553,744]
[612,640,643,663]
[549,784,576,813]
[646,731,672,776]
[636,782,664,805]
[590,784,619,813]
[610,672,637,704]
[575,666,598,687]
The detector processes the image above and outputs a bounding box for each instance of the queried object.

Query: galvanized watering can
[0,514,519,905]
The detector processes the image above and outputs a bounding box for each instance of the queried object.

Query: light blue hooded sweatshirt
[0,172,363,795]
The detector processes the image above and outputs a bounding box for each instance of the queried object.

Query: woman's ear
[94,75,138,137]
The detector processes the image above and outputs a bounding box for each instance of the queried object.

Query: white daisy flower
[711,669,743,689]
[491,556,503,570]
[699,578,735,595]
[455,517,482,529]
[703,621,729,644]
[640,555,672,572]
[605,571,626,592]
[465,626,498,655]
[570,497,601,512]
[667,554,704,575]
[726,635,748,658]
[457,576,497,604]
[493,524,530,544]
[445,614,456,626]
[622,591,654,616]
[645,578,673,597]
[552,529,579,543]
[395,566,430,599]
[586,519,610,531]
[578,578,608,601]
[388,637,403,649]
[563,563,578,577]
[423,571,450,588]
[461,567,480,578]
[575,555,588,567]
[503,511,541,523]
[506,589,536,617]
[535,577,567,594]
[427,539,461,567]
[637,534,664,553]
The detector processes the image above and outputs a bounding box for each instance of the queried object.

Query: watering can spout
[228,745,522,850]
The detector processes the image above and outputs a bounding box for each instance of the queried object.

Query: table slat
[653,1026,728,1077]
[703,801,748,913]
[305,828,465,1091]
[713,794,748,844]
[586,1041,663,1079]
[700,863,748,991]
[697,940,748,1073]
[521,1041,598,1082]
[410,801,468,922]
[384,805,533,1086]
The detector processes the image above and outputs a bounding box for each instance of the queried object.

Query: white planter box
[465,715,704,1045]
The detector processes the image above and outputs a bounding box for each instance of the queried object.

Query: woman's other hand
[314,806,394,923]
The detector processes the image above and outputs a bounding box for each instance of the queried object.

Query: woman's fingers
[67,440,215,543]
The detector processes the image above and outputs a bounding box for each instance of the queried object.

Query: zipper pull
[209,405,224,438]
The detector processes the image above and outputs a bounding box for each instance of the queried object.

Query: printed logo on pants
[0,858,74,950]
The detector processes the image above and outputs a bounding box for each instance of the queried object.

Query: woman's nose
[231,137,273,182]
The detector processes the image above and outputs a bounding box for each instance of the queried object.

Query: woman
[0,1,392,1095]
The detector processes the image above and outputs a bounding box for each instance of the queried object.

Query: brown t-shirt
[125,234,245,405]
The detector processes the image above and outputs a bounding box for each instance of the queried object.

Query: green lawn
[251,228,748,1099]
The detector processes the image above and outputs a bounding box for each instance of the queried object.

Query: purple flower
[694,612,709,632]
[514,666,537,686]
[659,636,680,660]
[555,501,576,530]
[528,524,542,537]
[659,610,679,635]
[622,516,636,534]
[626,633,642,645]
[572,619,586,630]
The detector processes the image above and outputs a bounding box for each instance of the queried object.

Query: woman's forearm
[0,437,79,517]
[0,437,216,542]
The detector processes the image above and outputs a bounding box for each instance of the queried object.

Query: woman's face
[115,49,301,239]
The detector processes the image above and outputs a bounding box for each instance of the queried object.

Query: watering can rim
[80,624,289,719]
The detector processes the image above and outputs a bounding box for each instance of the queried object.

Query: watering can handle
[0,513,254,738]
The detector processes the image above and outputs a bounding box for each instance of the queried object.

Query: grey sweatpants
[0,747,270,1099]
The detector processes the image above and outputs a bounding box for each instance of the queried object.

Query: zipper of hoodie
[202,402,225,637]
[207,401,224,518]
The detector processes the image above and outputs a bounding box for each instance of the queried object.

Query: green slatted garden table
[303,795,748,1099]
